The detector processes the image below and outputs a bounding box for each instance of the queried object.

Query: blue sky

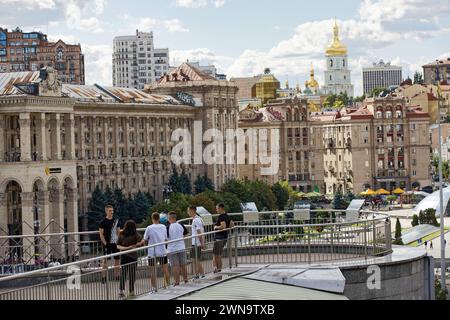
[1,0,450,95]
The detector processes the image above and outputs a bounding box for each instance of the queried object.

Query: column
[114,117,120,158]
[144,117,150,157]
[125,117,130,157]
[79,116,86,160]
[103,117,108,159]
[0,193,7,261]
[50,113,62,160]
[19,113,32,162]
[49,189,65,261]
[65,114,76,160]
[65,188,79,261]
[0,115,5,162]
[21,192,35,264]
[37,191,50,262]
[36,113,47,161]
[92,116,97,160]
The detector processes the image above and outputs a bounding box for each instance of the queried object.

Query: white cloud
[175,0,225,8]
[162,19,189,33]
[170,48,233,72]
[0,0,56,9]
[83,44,112,85]
[0,0,108,32]
[125,16,189,33]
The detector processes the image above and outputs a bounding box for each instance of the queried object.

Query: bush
[435,277,448,300]
[412,214,419,227]
[393,218,404,245]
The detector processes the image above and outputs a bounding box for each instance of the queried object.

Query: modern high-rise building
[362,60,402,95]
[322,21,354,97]
[0,27,85,84]
[112,30,169,89]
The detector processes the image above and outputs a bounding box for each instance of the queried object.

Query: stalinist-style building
[322,21,354,97]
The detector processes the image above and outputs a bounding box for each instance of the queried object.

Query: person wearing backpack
[167,211,188,286]
[188,206,205,279]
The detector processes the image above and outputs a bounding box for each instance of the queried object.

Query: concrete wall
[341,255,434,300]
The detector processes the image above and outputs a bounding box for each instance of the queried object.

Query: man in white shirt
[143,212,170,292]
[188,206,205,279]
[167,211,188,286]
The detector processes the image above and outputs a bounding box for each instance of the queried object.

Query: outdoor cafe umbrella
[361,189,376,196]
[304,192,322,198]
[376,188,390,195]
[392,188,405,195]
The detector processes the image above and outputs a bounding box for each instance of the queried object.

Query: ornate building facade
[0,64,239,252]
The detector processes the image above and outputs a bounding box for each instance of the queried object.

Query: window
[330,59,333,67]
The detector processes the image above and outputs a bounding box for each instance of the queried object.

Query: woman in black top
[117,220,143,299]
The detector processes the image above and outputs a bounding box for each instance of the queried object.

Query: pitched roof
[0,71,41,95]
[158,62,217,84]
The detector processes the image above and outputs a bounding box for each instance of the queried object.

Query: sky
[1,0,450,96]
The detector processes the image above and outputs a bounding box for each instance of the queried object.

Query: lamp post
[436,60,446,291]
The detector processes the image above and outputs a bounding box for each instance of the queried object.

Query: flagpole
[436,60,446,291]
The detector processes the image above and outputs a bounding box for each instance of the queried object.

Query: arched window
[330,59,333,67]
[330,75,332,81]
[56,47,64,61]
[343,59,346,67]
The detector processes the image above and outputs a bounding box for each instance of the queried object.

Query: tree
[393,218,403,245]
[414,71,424,85]
[412,214,419,227]
[354,95,366,103]
[272,183,290,210]
[194,174,215,194]
[179,169,192,194]
[332,191,348,210]
[87,186,107,231]
[132,191,153,224]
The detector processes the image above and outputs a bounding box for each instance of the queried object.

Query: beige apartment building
[238,96,324,193]
[0,64,239,250]
[237,95,431,195]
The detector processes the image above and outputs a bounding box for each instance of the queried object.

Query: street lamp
[436,60,446,291]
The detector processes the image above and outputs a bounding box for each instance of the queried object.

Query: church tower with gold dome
[322,20,354,97]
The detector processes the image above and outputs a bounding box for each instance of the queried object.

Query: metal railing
[0,211,391,300]
[0,210,389,272]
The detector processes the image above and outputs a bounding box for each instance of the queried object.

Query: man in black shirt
[99,205,122,282]
[213,203,234,273]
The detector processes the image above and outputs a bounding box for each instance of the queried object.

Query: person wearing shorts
[99,205,122,282]
[213,203,234,273]
[143,212,170,292]
[188,206,205,279]
[167,212,188,286]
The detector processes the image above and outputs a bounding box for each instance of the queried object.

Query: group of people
[98,203,234,299]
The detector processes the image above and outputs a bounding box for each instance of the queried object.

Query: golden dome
[326,20,347,56]
[305,64,319,89]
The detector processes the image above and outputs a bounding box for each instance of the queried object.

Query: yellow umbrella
[361,189,376,196]
[376,188,390,195]
[393,188,405,195]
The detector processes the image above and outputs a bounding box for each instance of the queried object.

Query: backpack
[167,223,188,238]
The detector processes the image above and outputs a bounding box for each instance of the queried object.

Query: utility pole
[436,60,446,291]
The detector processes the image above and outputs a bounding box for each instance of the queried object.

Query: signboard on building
[45,167,62,176]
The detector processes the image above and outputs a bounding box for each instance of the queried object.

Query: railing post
[228,232,232,270]
[307,226,311,264]
[385,219,392,253]
[234,230,238,268]
[372,218,377,256]
[106,265,110,300]
[47,269,51,300]
[364,221,368,260]
[330,225,334,259]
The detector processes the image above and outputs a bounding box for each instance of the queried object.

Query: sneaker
[201,274,206,278]
[194,274,200,280]
[118,292,125,299]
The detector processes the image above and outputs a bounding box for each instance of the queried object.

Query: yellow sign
[45,167,50,176]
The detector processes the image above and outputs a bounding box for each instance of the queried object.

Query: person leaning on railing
[213,203,234,273]
[116,220,143,299]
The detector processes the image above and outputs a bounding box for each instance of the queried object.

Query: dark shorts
[191,246,202,260]
[103,244,120,260]
[148,256,168,267]
[213,239,227,256]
